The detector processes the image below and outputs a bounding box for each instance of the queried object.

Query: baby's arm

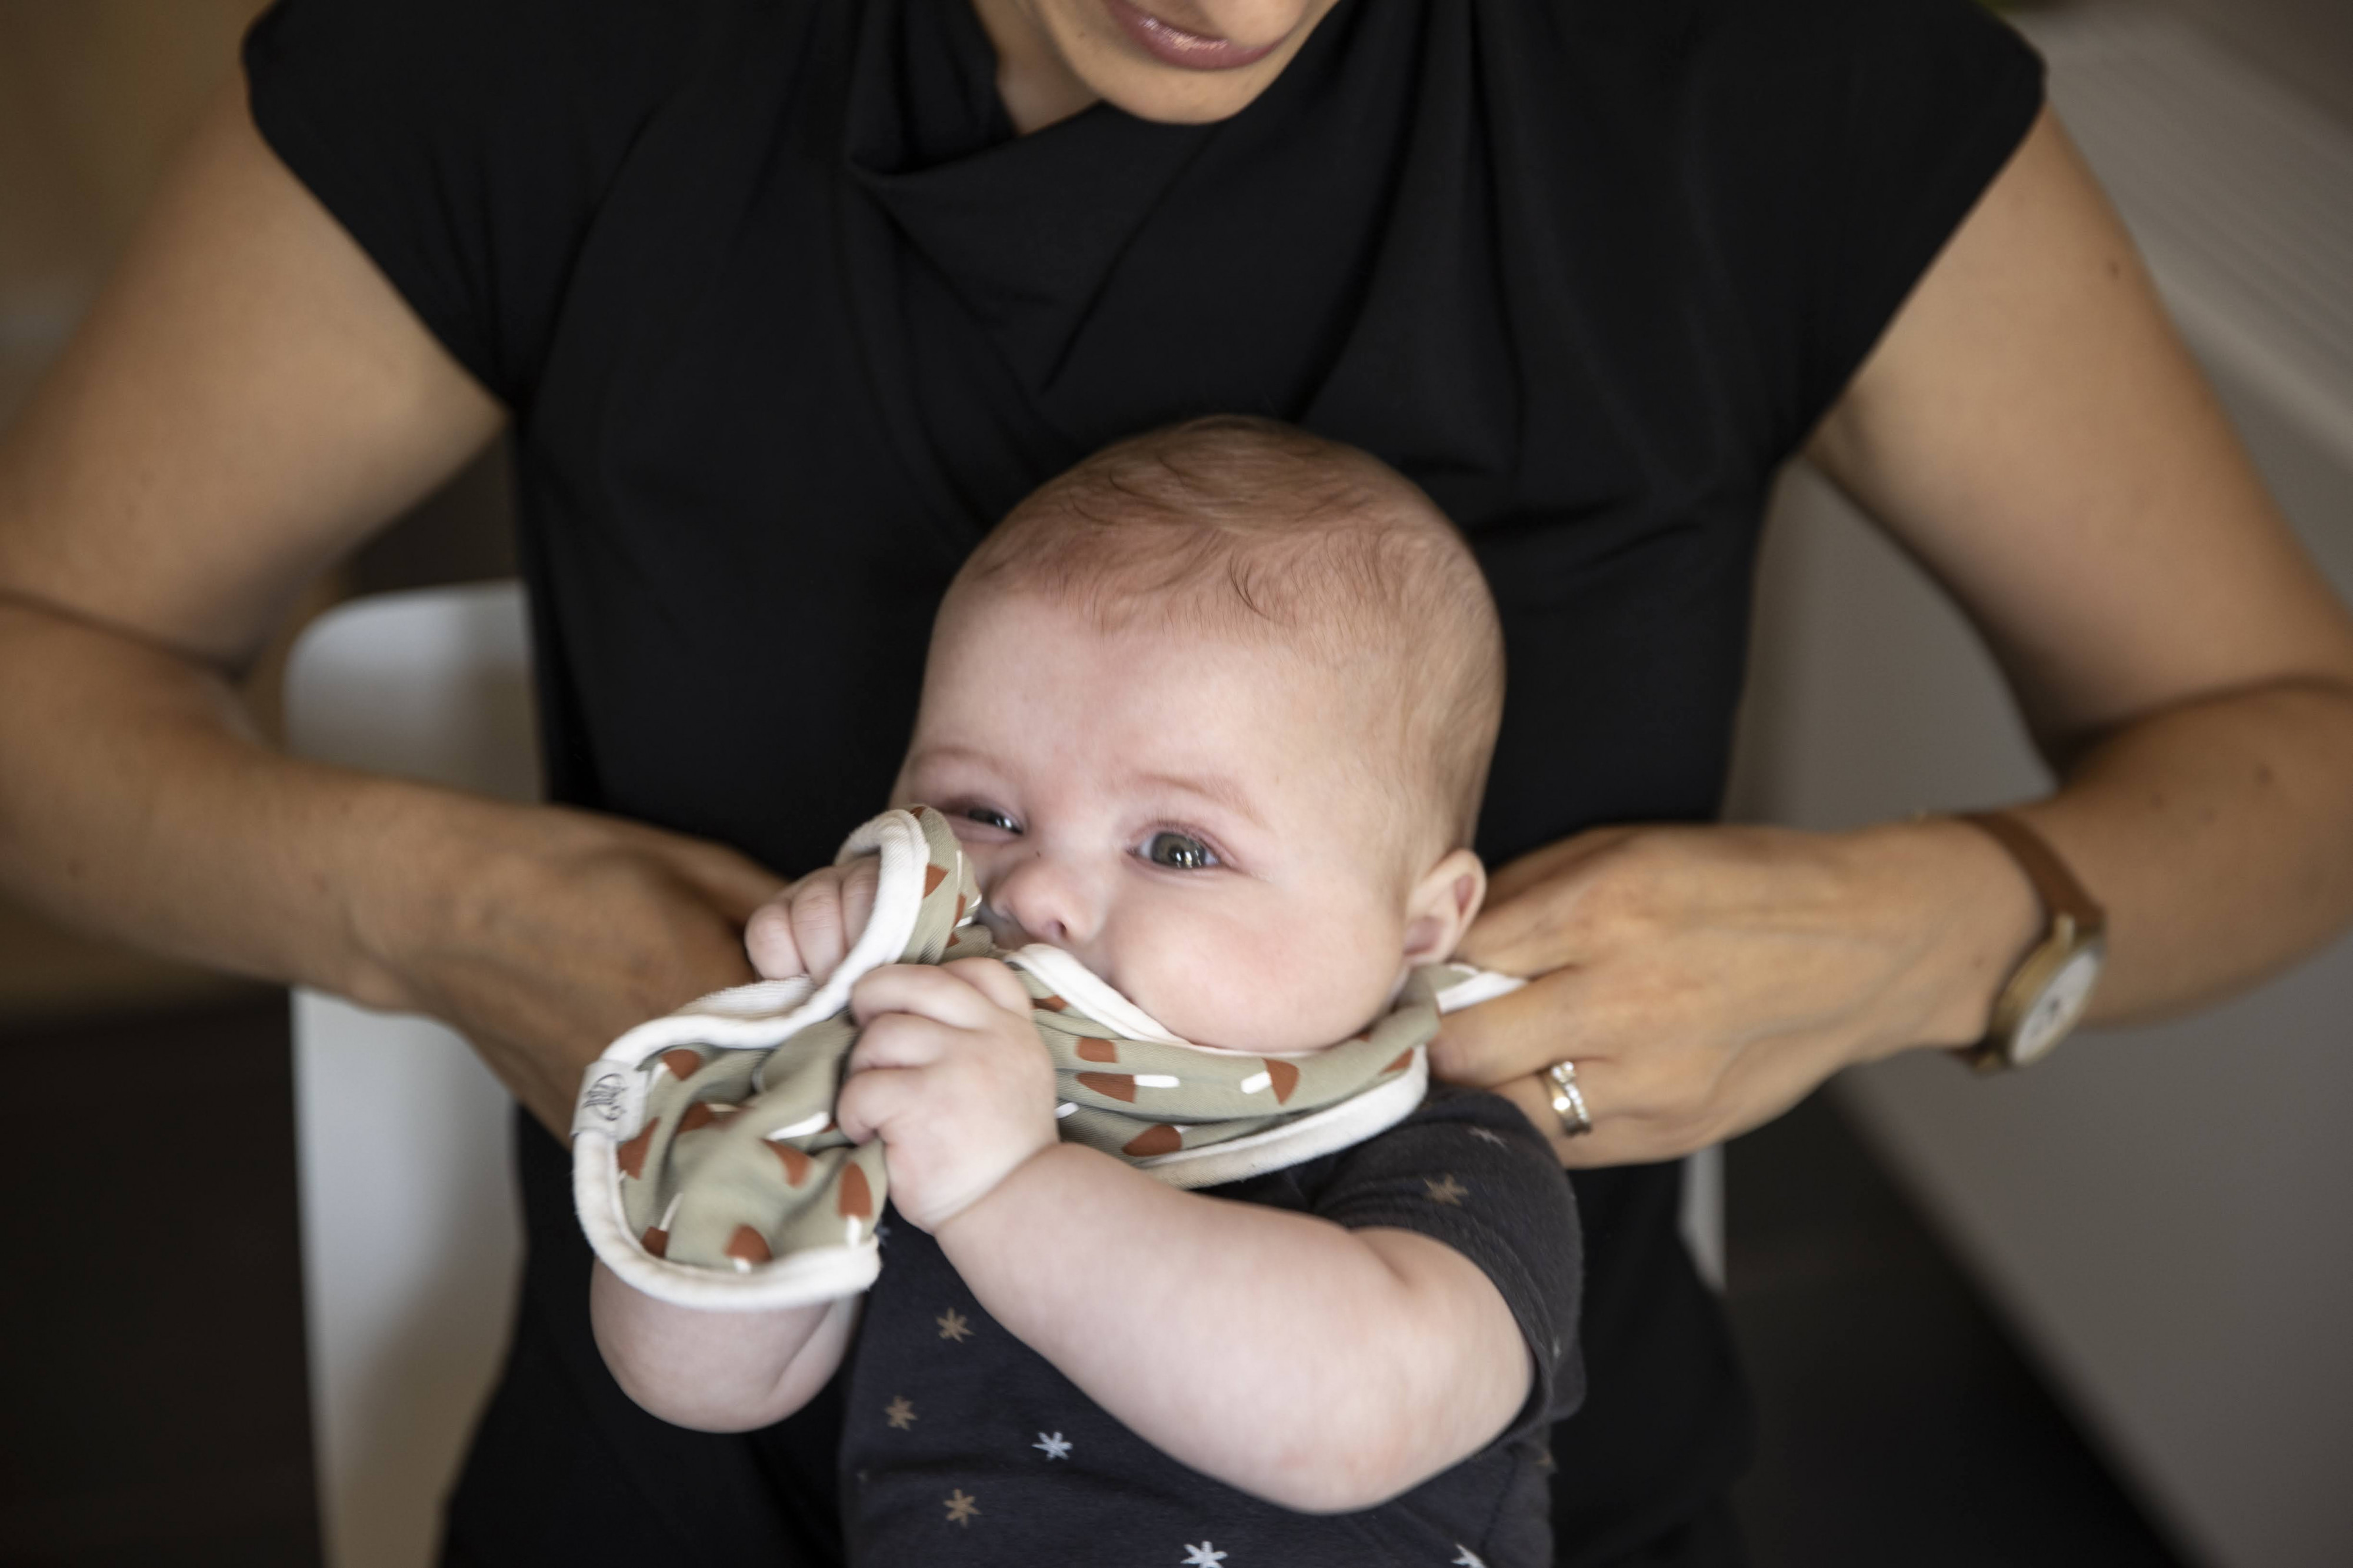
[941,1147,1534,1514]
[586,857,875,1430]
[583,859,913,1433]
[589,1266,858,1432]
[841,959,1550,1514]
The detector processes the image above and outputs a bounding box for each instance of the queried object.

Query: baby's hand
[744,858,881,982]
[835,958,1057,1233]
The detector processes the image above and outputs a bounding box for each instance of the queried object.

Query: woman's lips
[1103,0,1284,71]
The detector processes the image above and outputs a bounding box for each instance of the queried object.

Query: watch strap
[1958,810,2106,936]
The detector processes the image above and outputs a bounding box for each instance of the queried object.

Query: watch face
[2013,947,2104,1065]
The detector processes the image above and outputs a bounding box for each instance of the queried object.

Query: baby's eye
[961,806,1021,835]
[1142,831,1219,871]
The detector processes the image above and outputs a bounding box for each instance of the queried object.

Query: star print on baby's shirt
[1033,1432,1072,1460]
[1453,1549,1488,1567]
[943,1489,980,1526]
[936,1307,973,1342]
[1424,1174,1469,1206]
[883,1396,916,1430]
[1181,1544,1227,1566]
[1467,1126,1509,1147]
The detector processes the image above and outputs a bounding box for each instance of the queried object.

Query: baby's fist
[745,857,881,982]
[835,959,1058,1232]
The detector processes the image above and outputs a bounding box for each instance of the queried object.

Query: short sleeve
[1311,1087,1584,1440]
[1687,0,2047,448]
[242,0,713,408]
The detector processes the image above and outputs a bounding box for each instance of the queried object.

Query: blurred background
[1,2,2348,1565]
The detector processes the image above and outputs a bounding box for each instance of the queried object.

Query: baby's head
[898,417,1505,1053]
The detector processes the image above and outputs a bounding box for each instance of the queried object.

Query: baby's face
[896,591,1431,1054]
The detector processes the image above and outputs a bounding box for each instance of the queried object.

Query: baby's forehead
[956,575,1423,718]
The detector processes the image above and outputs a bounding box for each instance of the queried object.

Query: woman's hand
[351,792,785,1137]
[1432,817,2037,1166]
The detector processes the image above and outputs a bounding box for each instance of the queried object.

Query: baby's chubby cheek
[1121,910,1407,1054]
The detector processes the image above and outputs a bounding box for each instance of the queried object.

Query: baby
[589,418,1581,1565]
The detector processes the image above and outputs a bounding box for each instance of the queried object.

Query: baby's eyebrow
[901,742,999,775]
[1131,770,1267,830]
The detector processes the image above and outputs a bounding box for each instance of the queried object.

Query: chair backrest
[284,582,536,1568]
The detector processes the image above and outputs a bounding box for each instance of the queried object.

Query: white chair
[283,579,1727,1568]
[285,582,536,1568]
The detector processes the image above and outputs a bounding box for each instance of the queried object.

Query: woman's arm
[1432,108,2353,1163]
[1808,108,2353,1012]
[0,83,780,1133]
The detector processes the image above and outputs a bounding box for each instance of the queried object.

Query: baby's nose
[976,900,1042,949]
[982,853,1098,951]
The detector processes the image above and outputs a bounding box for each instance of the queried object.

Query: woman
[3,0,2350,1562]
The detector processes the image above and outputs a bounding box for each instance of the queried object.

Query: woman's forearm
[1437,676,2353,1167]
[0,596,451,1002]
[2015,675,2353,1024]
[933,1143,1528,1514]
[1837,675,2353,1070]
[0,596,781,1132]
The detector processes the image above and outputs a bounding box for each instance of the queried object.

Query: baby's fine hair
[951,416,1507,850]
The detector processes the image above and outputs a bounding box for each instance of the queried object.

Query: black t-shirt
[244,2,2042,1563]
[844,1088,1580,1567]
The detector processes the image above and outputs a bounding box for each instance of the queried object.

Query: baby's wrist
[929,1140,1087,1250]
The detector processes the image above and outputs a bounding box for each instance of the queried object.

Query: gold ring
[1544,1059,1593,1138]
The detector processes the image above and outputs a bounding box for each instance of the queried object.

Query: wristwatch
[1953,810,2107,1072]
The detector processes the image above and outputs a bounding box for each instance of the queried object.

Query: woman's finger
[1429,965,1655,1087]
[1490,1065,1707,1170]
[1478,824,1641,908]
[1431,980,1563,1086]
[1457,826,1685,979]
[1452,862,1612,980]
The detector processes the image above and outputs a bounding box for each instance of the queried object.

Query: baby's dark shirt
[838,1086,1582,1566]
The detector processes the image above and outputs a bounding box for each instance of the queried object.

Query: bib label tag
[574,1067,646,1141]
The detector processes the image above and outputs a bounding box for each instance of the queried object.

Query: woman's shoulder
[1469,0,2042,441]
[242,0,832,403]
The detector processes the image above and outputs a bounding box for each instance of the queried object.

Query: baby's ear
[1401,848,1488,967]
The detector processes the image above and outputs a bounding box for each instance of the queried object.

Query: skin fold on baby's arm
[588,945,1534,1514]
